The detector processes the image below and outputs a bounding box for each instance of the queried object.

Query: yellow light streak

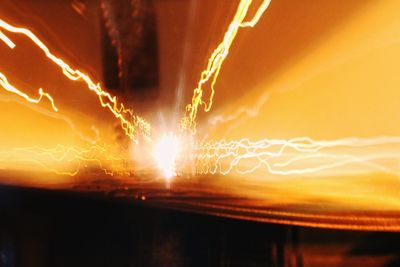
[0,19,150,141]
[0,71,58,112]
[195,136,400,176]
[180,0,271,133]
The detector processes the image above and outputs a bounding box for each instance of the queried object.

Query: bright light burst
[154,134,180,179]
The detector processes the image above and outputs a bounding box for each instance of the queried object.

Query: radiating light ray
[0,19,150,141]
[180,0,272,133]
[195,136,400,176]
[0,71,58,112]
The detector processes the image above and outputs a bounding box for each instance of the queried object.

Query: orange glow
[179,0,400,230]
[1,0,400,231]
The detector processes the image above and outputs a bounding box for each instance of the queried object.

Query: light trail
[0,1,397,232]
[0,71,58,112]
[0,144,127,176]
[0,19,150,141]
[0,17,151,179]
[195,136,400,176]
[180,0,272,133]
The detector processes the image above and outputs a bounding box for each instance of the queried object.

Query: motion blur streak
[0,71,58,112]
[0,19,150,141]
[0,144,126,176]
[196,136,400,176]
[180,0,271,133]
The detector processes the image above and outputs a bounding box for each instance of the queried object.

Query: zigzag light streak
[0,71,58,112]
[181,0,272,133]
[195,136,400,176]
[0,144,127,176]
[0,19,150,141]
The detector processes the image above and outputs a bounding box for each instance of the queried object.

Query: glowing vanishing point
[154,134,180,179]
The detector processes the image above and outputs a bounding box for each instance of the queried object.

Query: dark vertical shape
[100,18,120,91]
[101,0,159,96]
